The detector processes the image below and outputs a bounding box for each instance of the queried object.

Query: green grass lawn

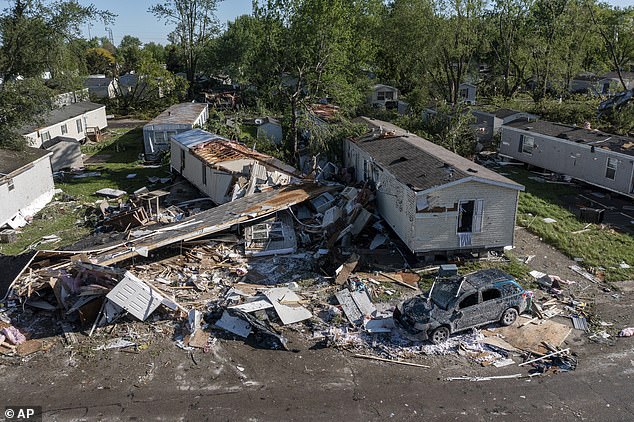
[504,167,634,282]
[0,128,171,256]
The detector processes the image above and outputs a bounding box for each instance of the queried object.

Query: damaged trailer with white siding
[346,117,524,259]
[171,129,303,205]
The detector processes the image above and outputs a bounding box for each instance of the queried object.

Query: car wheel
[501,308,518,326]
[430,326,450,344]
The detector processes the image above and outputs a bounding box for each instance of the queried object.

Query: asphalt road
[1,325,633,422]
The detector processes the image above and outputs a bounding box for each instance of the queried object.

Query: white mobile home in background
[143,103,209,160]
[500,119,634,198]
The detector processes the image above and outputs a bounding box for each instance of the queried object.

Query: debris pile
[0,178,594,382]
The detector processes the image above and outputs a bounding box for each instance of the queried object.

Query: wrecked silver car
[394,269,532,344]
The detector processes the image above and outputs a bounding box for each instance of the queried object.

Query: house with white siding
[143,103,209,160]
[170,129,302,205]
[368,84,400,108]
[458,83,477,105]
[346,117,524,259]
[500,119,634,198]
[84,75,118,99]
[0,147,55,228]
[243,117,283,145]
[597,71,634,95]
[22,101,107,147]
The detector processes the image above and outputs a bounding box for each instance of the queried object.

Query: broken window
[459,293,478,309]
[519,135,534,155]
[482,288,501,301]
[458,199,483,233]
[606,157,617,180]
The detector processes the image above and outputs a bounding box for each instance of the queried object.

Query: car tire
[500,308,518,326]
[430,326,450,344]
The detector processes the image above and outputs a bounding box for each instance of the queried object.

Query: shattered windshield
[429,279,461,309]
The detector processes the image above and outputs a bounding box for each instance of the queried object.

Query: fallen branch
[353,354,430,368]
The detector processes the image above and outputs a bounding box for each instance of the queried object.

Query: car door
[452,292,484,331]
[480,287,504,323]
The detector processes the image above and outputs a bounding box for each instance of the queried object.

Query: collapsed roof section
[38,184,334,267]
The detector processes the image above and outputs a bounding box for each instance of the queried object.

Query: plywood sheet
[486,318,572,355]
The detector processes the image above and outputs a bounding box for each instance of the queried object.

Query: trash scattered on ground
[618,327,634,337]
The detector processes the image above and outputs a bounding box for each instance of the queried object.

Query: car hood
[399,296,440,326]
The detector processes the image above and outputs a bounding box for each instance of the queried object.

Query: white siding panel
[0,157,55,226]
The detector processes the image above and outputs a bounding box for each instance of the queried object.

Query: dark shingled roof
[352,117,524,193]
[84,77,113,87]
[0,147,51,178]
[21,101,105,135]
[505,119,634,157]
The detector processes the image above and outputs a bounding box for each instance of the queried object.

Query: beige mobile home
[346,118,524,258]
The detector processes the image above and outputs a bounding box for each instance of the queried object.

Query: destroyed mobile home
[170,129,303,206]
[0,120,622,381]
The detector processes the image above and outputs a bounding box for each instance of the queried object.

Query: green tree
[431,0,488,104]
[118,35,143,73]
[252,0,379,163]
[587,2,634,91]
[114,52,187,113]
[0,79,52,150]
[486,0,533,98]
[86,47,116,75]
[149,0,222,97]
[144,42,167,63]
[376,0,433,94]
[0,0,114,81]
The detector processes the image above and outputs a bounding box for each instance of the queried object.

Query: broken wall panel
[105,272,165,321]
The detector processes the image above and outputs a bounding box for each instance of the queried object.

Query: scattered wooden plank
[379,272,419,290]
[488,319,572,355]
